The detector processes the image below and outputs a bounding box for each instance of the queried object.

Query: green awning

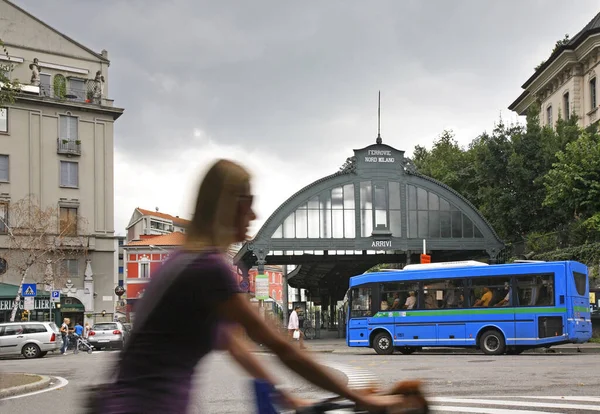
[60,302,85,312]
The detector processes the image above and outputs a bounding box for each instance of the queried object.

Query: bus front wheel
[373,332,394,355]
[480,330,505,355]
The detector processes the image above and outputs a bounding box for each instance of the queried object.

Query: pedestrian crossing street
[429,395,600,413]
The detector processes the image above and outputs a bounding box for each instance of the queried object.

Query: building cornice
[510,35,600,113]
[15,94,124,120]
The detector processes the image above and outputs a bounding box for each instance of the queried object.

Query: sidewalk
[254,337,600,355]
[0,373,51,399]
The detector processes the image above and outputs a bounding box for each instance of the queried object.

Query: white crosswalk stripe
[321,362,599,413]
[324,362,379,389]
[429,395,600,413]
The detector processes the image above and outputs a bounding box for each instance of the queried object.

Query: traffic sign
[239,280,249,291]
[22,283,36,297]
[24,297,34,310]
[50,290,61,303]
[420,254,431,264]
[255,274,269,300]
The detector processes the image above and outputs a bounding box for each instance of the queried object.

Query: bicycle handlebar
[254,380,427,414]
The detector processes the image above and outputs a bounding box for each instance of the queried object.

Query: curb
[254,346,600,355]
[0,374,51,399]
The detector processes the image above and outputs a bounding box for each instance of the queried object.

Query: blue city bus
[345,260,592,355]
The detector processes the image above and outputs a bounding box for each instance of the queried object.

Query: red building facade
[123,233,283,321]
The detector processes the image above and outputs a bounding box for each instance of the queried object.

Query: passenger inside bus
[473,287,493,307]
[390,293,401,309]
[494,288,511,307]
[443,283,460,308]
[404,291,416,309]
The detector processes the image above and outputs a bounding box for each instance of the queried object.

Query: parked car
[88,322,125,350]
[0,321,62,358]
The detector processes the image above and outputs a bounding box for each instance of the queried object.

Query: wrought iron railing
[57,139,81,155]
[39,79,102,104]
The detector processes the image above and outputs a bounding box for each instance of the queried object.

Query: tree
[543,131,600,220]
[0,196,88,321]
[0,38,21,106]
[534,34,570,71]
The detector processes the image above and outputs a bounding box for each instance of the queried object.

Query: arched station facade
[233,140,504,310]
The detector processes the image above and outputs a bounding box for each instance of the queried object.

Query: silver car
[88,322,125,350]
[0,321,62,358]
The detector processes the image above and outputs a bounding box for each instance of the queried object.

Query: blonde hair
[185,159,251,252]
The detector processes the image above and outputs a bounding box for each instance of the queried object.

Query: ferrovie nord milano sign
[354,143,405,175]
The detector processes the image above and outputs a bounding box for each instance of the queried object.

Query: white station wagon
[0,321,62,358]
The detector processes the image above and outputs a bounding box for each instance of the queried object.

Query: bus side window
[470,276,511,307]
[516,274,554,307]
[381,282,418,310]
[421,279,465,309]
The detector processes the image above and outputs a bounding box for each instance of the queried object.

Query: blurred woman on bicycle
[93,159,419,413]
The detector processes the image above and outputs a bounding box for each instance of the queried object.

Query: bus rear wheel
[373,332,394,355]
[480,330,505,355]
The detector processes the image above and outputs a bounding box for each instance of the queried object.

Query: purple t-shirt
[100,250,241,413]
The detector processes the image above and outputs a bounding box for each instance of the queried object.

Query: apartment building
[510,12,600,128]
[0,0,123,323]
[126,207,189,242]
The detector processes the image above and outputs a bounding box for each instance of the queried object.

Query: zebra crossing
[322,362,600,413]
[429,395,600,413]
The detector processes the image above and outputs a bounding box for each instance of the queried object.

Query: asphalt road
[1,348,599,413]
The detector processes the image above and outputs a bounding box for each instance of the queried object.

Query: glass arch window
[272,184,355,239]
[407,185,484,239]
[360,181,402,237]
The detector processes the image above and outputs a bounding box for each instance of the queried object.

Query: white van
[0,321,62,358]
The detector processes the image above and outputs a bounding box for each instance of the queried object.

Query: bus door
[347,285,373,347]
[567,262,592,342]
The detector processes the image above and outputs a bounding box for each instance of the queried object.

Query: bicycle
[254,379,429,414]
[302,319,316,340]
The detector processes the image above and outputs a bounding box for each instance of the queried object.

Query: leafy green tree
[543,131,600,220]
[0,39,21,106]
[413,130,476,202]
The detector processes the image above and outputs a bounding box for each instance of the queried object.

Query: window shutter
[0,108,7,133]
[71,162,78,187]
[40,74,51,96]
[60,161,78,187]
[60,116,68,139]
[68,116,78,140]
[0,155,8,182]
[60,161,68,186]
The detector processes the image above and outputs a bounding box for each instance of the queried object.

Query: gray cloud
[12,0,600,223]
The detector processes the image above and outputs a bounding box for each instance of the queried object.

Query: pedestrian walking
[60,318,70,355]
[288,306,306,349]
[85,159,418,414]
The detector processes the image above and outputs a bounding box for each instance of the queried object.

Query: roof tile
[126,231,186,247]
[137,208,191,227]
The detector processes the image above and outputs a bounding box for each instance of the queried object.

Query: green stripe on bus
[373,307,567,318]
[574,306,589,313]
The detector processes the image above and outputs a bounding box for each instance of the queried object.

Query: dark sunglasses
[238,195,254,204]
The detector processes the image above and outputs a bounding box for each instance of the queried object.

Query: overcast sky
[14,0,600,236]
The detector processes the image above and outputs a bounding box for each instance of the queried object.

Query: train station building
[233,136,504,323]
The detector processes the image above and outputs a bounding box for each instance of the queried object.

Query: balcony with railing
[57,139,81,156]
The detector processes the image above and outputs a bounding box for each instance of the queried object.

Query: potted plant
[85,313,93,319]
[75,140,81,145]
[62,139,68,144]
